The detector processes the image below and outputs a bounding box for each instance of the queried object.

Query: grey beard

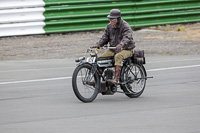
[112,25,117,28]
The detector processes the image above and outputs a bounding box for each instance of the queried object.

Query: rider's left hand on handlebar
[91,45,97,48]
[91,45,100,49]
[116,44,123,53]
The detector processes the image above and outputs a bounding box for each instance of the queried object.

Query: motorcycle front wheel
[72,63,100,103]
[120,64,146,98]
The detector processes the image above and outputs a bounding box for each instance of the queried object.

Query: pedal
[111,86,117,92]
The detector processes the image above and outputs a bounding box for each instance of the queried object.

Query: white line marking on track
[0,77,70,85]
[146,58,200,63]
[146,64,200,72]
[0,67,74,73]
[0,64,200,85]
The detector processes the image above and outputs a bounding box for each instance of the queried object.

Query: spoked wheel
[120,64,146,98]
[72,63,100,103]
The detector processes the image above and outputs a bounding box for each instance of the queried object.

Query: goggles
[109,18,117,22]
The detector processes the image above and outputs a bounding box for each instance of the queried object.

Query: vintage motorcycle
[72,46,151,102]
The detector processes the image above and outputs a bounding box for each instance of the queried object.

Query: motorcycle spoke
[122,64,146,94]
[76,67,96,98]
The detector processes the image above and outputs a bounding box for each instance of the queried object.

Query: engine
[104,69,114,80]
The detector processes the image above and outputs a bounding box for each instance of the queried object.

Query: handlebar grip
[108,47,116,50]
[75,56,85,62]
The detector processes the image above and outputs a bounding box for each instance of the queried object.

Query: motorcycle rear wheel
[120,64,146,98]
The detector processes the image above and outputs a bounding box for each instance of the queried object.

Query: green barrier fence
[43,0,200,34]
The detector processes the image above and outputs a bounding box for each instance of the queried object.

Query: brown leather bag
[132,50,145,64]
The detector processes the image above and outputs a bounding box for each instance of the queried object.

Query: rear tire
[120,64,146,98]
[72,63,100,102]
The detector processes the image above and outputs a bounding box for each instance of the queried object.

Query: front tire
[120,64,146,98]
[72,63,100,102]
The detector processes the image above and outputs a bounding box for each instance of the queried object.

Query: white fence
[0,0,45,37]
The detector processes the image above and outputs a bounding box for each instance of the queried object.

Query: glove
[91,45,98,48]
[91,43,100,48]
[116,44,122,53]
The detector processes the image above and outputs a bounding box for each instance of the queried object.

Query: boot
[108,65,122,85]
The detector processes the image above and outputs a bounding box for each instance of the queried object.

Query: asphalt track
[0,55,200,133]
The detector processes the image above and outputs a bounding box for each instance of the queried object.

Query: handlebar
[87,46,116,52]
[107,47,116,50]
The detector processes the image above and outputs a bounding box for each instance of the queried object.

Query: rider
[93,9,135,85]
